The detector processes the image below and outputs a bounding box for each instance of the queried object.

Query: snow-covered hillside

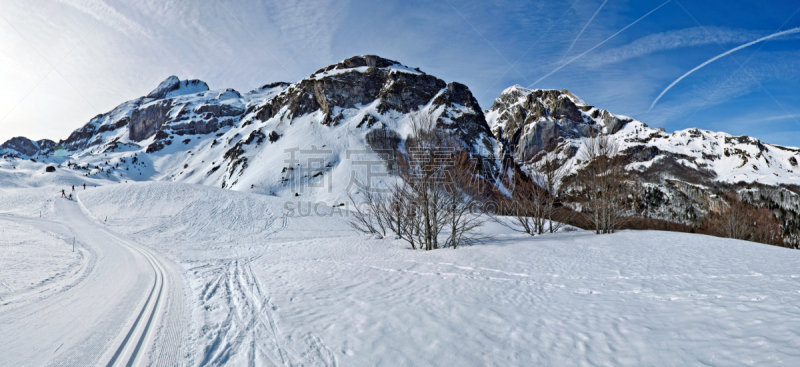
[487,85,800,186]
[2,181,800,365]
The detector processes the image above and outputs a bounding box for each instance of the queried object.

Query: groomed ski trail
[0,194,185,366]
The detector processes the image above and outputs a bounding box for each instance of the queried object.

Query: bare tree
[443,149,487,248]
[396,113,452,250]
[350,112,491,250]
[573,133,635,234]
[532,141,573,233]
[713,195,751,240]
[493,168,544,236]
[705,193,783,245]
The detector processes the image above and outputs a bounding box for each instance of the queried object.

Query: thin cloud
[57,0,152,39]
[649,26,800,111]
[640,50,800,129]
[749,114,800,123]
[586,26,788,67]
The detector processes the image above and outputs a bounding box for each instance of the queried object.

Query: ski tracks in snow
[191,257,336,367]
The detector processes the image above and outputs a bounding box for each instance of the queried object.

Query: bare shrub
[443,149,488,248]
[347,191,386,237]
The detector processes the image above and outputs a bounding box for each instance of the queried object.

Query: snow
[2,180,800,365]
[312,63,424,79]
[0,218,86,305]
[147,76,210,100]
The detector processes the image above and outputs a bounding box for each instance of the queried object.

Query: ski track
[77,196,186,367]
[191,257,336,367]
[97,228,185,367]
[0,193,185,366]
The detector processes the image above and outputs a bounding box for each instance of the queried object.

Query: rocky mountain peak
[255,55,468,125]
[487,87,635,162]
[146,76,210,100]
[311,55,423,77]
[0,136,56,157]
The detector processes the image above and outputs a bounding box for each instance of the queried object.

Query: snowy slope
[3,181,798,365]
[486,85,800,186]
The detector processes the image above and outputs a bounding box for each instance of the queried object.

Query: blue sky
[2,0,800,147]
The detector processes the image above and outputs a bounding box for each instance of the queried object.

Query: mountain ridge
[1,55,798,238]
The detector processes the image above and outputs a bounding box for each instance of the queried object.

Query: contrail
[560,0,608,62]
[529,0,671,88]
[649,26,800,111]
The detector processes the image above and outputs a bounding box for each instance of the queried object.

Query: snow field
[0,218,87,306]
[74,182,800,366]
[0,187,60,218]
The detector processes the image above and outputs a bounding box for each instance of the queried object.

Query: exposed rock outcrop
[487,86,608,162]
[0,136,55,156]
[130,100,173,141]
[250,55,493,157]
[254,55,446,125]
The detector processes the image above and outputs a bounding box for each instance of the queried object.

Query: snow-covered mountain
[0,55,497,201]
[486,85,800,225]
[2,56,799,216]
[0,136,56,157]
[487,85,800,186]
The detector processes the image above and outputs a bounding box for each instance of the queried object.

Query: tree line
[349,113,790,250]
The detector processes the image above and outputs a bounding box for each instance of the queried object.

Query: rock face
[129,100,172,141]
[37,139,57,154]
[255,55,446,125]
[24,55,498,194]
[432,81,493,151]
[486,86,628,162]
[4,54,800,241]
[0,137,56,157]
[252,55,493,153]
[9,55,798,212]
[485,85,800,232]
[1,137,39,156]
[58,77,252,151]
[61,99,143,150]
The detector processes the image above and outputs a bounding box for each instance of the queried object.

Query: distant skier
[83,183,86,190]
[72,185,75,191]
[61,189,66,198]
[68,193,72,200]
